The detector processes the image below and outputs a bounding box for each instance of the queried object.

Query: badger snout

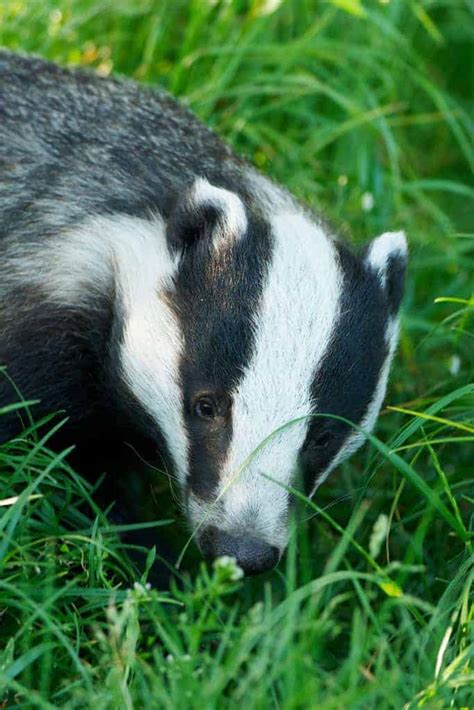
[199,526,279,575]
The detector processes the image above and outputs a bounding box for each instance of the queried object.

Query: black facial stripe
[172,214,273,500]
[384,253,406,316]
[301,243,390,494]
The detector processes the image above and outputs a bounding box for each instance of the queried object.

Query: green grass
[1,0,473,707]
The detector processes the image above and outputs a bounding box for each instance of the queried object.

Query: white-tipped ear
[191,178,247,238]
[366,231,408,313]
[166,178,247,253]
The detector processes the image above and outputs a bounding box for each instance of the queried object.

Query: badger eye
[313,428,333,449]
[194,396,218,420]
[317,432,331,447]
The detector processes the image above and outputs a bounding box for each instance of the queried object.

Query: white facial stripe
[215,211,342,542]
[191,177,247,242]
[115,223,188,484]
[16,214,189,483]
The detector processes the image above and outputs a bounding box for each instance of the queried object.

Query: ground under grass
[0,1,473,708]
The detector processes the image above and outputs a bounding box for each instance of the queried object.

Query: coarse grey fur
[0,50,284,246]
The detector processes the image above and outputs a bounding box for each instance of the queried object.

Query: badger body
[0,51,407,574]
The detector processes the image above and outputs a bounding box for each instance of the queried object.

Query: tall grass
[1,1,473,707]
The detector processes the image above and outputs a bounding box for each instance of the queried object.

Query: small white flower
[449,355,461,376]
[255,0,283,16]
[230,566,244,581]
[361,192,375,211]
[214,555,236,568]
[213,555,244,581]
[132,581,151,596]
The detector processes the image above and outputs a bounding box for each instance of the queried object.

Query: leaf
[379,580,403,598]
[387,406,474,435]
[411,3,444,44]
[329,0,366,18]
[0,638,15,675]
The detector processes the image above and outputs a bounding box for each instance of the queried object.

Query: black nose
[199,526,279,575]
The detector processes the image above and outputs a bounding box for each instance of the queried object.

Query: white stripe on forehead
[12,214,189,483]
[221,210,342,530]
[115,220,189,484]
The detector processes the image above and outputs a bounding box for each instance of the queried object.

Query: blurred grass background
[0,1,473,708]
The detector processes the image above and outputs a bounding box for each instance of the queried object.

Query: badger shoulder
[0,50,256,239]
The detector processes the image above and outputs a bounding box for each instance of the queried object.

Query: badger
[0,51,407,575]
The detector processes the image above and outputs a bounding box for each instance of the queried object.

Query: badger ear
[365,231,408,314]
[166,178,247,253]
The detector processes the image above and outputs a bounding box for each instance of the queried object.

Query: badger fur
[0,51,407,574]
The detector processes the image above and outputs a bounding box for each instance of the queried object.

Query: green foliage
[0,0,473,707]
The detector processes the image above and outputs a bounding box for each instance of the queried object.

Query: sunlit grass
[1,0,473,707]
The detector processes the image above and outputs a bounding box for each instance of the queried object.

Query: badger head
[117,177,407,575]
